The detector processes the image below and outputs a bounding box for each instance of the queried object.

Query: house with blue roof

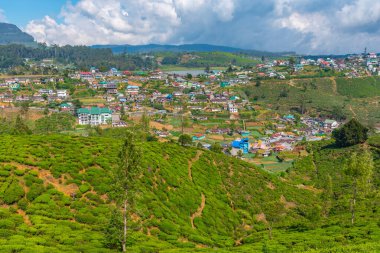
[283,114,295,121]
[77,107,112,126]
[231,138,250,154]
[220,81,230,88]
[192,134,206,141]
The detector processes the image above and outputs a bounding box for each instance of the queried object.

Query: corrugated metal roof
[77,107,112,115]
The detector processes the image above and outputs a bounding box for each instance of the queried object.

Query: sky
[1,0,380,54]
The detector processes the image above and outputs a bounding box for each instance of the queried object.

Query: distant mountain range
[0,23,35,45]
[92,43,295,56]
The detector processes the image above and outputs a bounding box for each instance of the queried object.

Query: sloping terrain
[0,23,34,45]
[0,135,379,252]
[239,77,380,125]
[91,43,294,56]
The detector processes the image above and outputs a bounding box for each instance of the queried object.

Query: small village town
[5,52,377,171]
[2,2,380,252]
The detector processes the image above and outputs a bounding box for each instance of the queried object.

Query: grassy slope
[0,135,379,252]
[336,77,380,98]
[239,77,380,125]
[0,136,119,252]
[0,135,318,252]
[187,52,259,66]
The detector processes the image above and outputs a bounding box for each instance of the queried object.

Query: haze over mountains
[0,23,34,45]
[0,22,360,58]
[92,44,295,56]
[0,22,294,56]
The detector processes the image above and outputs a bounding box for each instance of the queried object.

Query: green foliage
[178,134,192,146]
[333,119,369,147]
[0,43,154,70]
[239,78,379,125]
[2,178,24,205]
[17,198,28,211]
[79,183,91,194]
[34,113,76,134]
[336,77,380,98]
[12,115,32,135]
[0,135,377,252]
[210,143,223,153]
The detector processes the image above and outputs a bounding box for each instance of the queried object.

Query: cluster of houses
[189,115,341,158]
[0,77,69,104]
[0,89,68,103]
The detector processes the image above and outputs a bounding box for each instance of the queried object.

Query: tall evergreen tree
[116,132,142,252]
[344,150,374,225]
[333,118,368,147]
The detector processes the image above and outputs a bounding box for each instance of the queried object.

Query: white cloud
[338,0,380,28]
[275,12,333,50]
[0,9,7,22]
[24,0,380,54]
[26,0,236,46]
[27,0,182,45]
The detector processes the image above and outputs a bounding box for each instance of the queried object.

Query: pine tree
[344,149,374,225]
[116,132,142,252]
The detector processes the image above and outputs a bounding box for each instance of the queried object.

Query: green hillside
[336,77,380,98]
[0,135,379,252]
[238,77,380,125]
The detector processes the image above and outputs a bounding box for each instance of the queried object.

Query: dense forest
[0,44,156,70]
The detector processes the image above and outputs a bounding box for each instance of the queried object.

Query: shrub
[0,209,11,219]
[85,193,103,203]
[75,213,97,224]
[17,198,28,211]
[0,170,10,177]
[26,184,45,202]
[24,174,43,187]
[79,184,91,194]
[33,194,51,204]
[14,170,25,176]
[3,165,14,171]
[3,180,25,205]
[0,219,16,229]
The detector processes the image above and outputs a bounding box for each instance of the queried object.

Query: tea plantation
[0,135,379,252]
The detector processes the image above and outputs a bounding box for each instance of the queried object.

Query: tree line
[0,44,156,70]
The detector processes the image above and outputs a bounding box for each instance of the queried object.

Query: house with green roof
[9,83,20,91]
[77,107,112,126]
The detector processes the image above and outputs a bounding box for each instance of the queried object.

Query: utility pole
[181,114,184,135]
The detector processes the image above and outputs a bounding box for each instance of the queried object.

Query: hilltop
[0,134,379,252]
[91,43,295,56]
[0,23,35,45]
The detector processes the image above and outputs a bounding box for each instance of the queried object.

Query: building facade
[77,107,112,125]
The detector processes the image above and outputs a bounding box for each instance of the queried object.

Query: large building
[77,107,112,126]
[231,138,250,155]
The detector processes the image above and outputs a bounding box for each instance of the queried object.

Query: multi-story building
[77,107,112,126]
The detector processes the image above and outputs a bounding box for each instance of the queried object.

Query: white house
[77,107,112,126]
[57,90,68,99]
[228,103,238,113]
[324,119,339,129]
